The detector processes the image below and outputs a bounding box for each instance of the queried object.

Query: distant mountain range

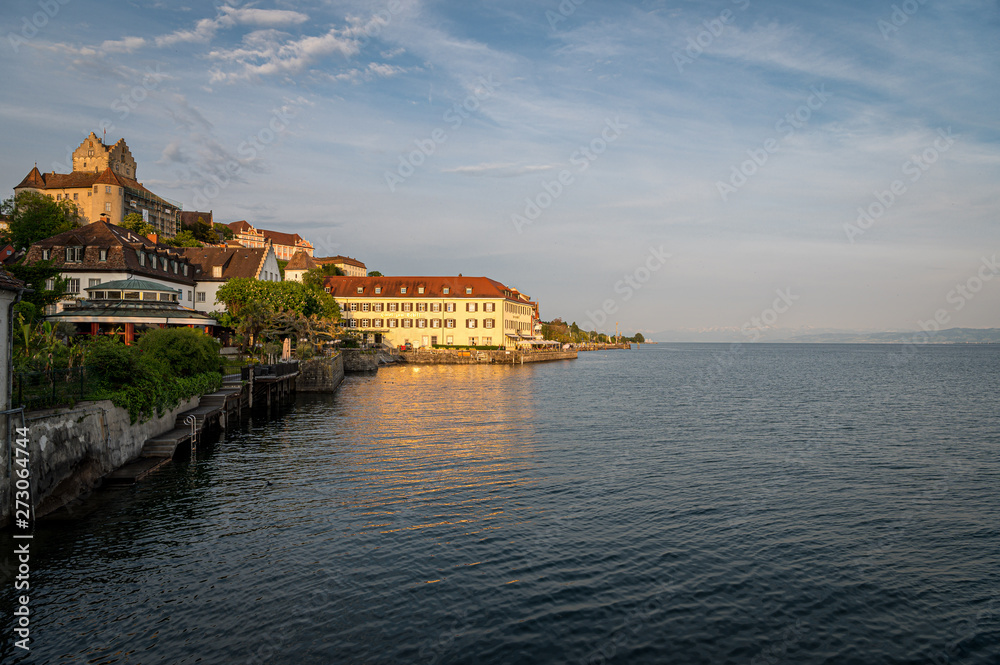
[645,327,1000,344]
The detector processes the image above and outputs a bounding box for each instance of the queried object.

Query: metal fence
[13,366,99,411]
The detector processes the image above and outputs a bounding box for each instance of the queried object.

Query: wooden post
[124,323,134,345]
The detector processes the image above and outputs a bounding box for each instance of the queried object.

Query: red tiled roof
[262,229,310,247]
[179,211,213,227]
[227,220,256,234]
[317,255,366,269]
[324,276,526,301]
[15,167,170,205]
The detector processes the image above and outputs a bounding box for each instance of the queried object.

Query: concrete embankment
[298,354,345,390]
[4,396,199,522]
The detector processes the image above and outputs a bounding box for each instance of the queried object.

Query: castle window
[56,194,62,200]
[105,203,112,212]
[73,193,78,201]
[93,186,98,193]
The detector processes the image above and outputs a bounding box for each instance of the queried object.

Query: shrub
[136,327,223,377]
[85,336,139,388]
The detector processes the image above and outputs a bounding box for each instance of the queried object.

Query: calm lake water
[2,344,999,664]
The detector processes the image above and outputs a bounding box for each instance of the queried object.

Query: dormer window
[138,252,145,266]
[183,265,188,276]
[418,286,425,294]
[212,265,222,278]
[357,287,364,294]
[374,287,382,294]
[66,246,83,263]
[465,287,473,294]
[99,249,108,262]
[443,287,449,294]
[400,287,407,294]
[41,249,50,261]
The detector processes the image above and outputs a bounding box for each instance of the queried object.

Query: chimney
[99,213,110,222]
[146,233,158,244]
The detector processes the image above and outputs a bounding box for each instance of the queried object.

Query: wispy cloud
[443,163,559,177]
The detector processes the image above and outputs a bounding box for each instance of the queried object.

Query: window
[417,319,427,328]
[212,265,222,278]
[105,186,112,194]
[89,278,101,287]
[187,291,192,301]
[388,303,399,312]
[73,193,78,201]
[402,303,413,312]
[357,287,364,294]
[373,319,383,328]
[172,261,178,274]
[161,257,168,270]
[45,278,55,290]
[56,194,62,200]
[483,337,492,346]
[105,203,112,212]
[443,287,450,294]
[349,303,358,311]
[183,265,188,276]
[445,319,456,328]
[362,303,371,312]
[402,319,413,328]
[159,293,172,301]
[91,291,105,300]
[469,337,478,346]
[446,335,454,345]
[138,252,145,266]
[41,249,50,261]
[93,186,98,193]
[417,286,425,294]
[374,287,382,294]
[431,303,441,312]
[373,303,383,312]
[197,292,206,302]
[431,319,442,328]
[66,246,83,262]
[388,319,398,328]
[66,279,81,294]
[360,319,370,328]
[143,292,157,301]
[416,303,428,312]
[484,302,495,312]
[99,249,108,261]
[445,303,455,312]
[466,287,473,294]
[466,303,478,312]
[466,319,478,328]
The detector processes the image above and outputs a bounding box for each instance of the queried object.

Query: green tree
[7,260,66,322]
[120,212,155,236]
[217,278,339,320]
[161,230,203,247]
[367,270,383,277]
[302,264,344,291]
[184,216,218,243]
[1,191,83,250]
[213,223,233,240]
[634,332,645,343]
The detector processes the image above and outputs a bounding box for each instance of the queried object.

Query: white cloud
[443,163,559,177]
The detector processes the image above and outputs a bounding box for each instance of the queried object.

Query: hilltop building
[14,133,181,237]
[316,255,367,277]
[227,220,313,261]
[284,251,319,282]
[324,275,538,349]
[177,245,281,313]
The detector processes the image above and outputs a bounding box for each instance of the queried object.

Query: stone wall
[396,349,577,364]
[0,396,198,525]
[297,354,345,392]
[342,349,379,372]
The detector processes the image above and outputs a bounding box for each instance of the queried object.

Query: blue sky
[2,0,999,336]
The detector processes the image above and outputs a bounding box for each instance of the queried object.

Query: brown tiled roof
[23,221,196,285]
[0,268,26,292]
[177,246,269,281]
[15,167,170,206]
[227,220,256,234]
[179,211,213,227]
[262,229,310,247]
[324,276,526,301]
[285,251,318,272]
[316,255,366,269]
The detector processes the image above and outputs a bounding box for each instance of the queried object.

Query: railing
[13,367,99,411]
[241,361,300,380]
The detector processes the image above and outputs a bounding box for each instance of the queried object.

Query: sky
[2,0,999,337]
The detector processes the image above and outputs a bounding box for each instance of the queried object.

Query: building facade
[23,221,199,312]
[284,251,318,282]
[325,276,537,348]
[14,133,181,237]
[178,245,282,313]
[227,221,313,261]
[316,255,367,277]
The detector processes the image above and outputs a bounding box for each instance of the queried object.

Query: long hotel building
[324,276,538,348]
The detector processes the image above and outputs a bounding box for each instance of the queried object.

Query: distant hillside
[646,328,1000,344]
